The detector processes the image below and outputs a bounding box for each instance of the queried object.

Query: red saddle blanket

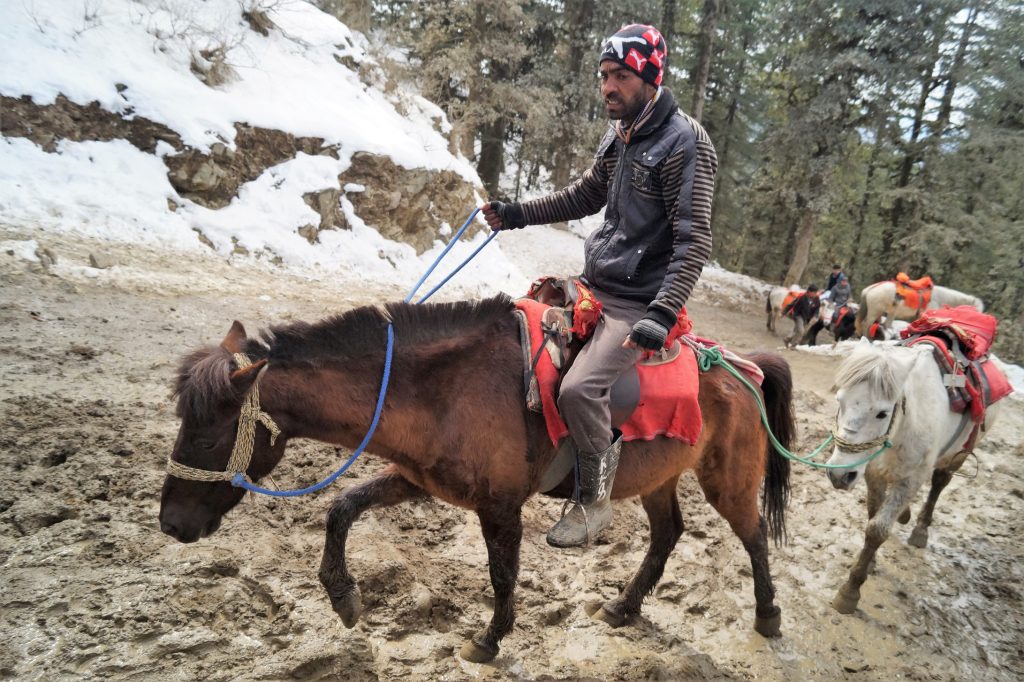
[901,305,997,360]
[515,298,702,446]
[901,307,1013,422]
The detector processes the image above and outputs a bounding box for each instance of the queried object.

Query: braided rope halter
[165,353,280,484]
[829,396,904,461]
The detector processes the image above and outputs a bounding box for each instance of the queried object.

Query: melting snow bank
[0,0,480,275]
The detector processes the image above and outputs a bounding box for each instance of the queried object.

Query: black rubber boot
[546,437,621,548]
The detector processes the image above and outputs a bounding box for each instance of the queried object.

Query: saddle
[893,272,934,312]
[513,277,701,448]
[900,306,1013,454]
[781,289,804,316]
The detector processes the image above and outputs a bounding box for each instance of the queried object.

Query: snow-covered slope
[0,0,502,288]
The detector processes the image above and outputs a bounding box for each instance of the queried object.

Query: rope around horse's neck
[232,326,394,497]
[692,345,893,470]
[227,208,489,497]
[166,353,281,483]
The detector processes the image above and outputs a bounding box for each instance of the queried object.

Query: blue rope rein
[233,208,490,496]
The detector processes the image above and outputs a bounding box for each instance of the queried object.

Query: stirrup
[548,497,612,548]
[557,498,595,546]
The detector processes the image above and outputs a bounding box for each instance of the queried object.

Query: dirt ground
[2,224,1022,681]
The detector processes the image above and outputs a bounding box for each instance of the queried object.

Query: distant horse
[824,340,1001,615]
[802,302,857,346]
[854,281,983,338]
[766,285,802,333]
[159,296,795,662]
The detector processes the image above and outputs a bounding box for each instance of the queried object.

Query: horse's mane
[173,295,517,422]
[832,344,906,402]
[260,294,515,366]
[174,346,237,420]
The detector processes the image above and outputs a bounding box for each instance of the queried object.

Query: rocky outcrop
[163,125,333,209]
[1,95,478,253]
[341,153,478,253]
[1,94,182,152]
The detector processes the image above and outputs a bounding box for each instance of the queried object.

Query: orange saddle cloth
[514,298,702,446]
[893,273,934,310]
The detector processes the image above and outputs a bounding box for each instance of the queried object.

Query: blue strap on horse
[233,208,494,497]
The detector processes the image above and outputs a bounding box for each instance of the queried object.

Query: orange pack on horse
[159,294,795,662]
[854,273,983,338]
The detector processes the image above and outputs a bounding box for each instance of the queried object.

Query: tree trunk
[661,0,677,88]
[926,2,979,161]
[884,4,956,249]
[849,92,893,279]
[783,203,817,287]
[550,0,595,191]
[708,19,751,239]
[476,117,506,197]
[690,0,721,122]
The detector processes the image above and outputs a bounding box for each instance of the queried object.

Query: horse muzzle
[827,469,860,490]
[159,509,222,543]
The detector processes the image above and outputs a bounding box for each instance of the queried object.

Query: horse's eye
[875,411,888,419]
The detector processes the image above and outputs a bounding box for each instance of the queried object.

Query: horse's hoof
[591,603,627,628]
[332,586,363,628]
[897,508,911,525]
[832,590,859,615]
[754,608,782,638]
[459,637,498,663]
[908,528,929,548]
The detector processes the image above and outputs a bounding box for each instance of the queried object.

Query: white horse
[824,339,1001,615]
[854,281,983,337]
[765,285,802,333]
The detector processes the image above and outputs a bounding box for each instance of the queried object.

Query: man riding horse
[482,23,717,548]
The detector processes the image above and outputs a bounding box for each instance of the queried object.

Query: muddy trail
[2,227,1022,681]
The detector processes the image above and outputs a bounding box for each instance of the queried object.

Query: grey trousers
[785,316,806,347]
[557,290,646,454]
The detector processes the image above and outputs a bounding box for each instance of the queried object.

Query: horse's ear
[221,320,247,353]
[230,358,267,388]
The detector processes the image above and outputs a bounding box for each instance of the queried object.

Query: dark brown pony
[160,295,795,663]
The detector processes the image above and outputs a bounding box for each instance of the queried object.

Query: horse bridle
[165,353,281,484]
[830,396,905,455]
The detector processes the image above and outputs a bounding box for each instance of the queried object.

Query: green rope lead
[695,346,891,470]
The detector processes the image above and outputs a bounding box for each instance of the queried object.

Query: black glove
[486,200,527,230]
[629,316,670,351]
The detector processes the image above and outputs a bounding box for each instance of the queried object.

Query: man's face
[599,62,652,121]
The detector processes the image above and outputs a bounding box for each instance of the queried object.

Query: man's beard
[606,94,648,123]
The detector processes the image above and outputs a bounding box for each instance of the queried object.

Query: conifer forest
[322,0,1024,360]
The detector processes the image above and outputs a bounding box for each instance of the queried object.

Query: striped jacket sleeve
[518,153,613,225]
[648,113,717,321]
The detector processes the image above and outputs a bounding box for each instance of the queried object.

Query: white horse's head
[826,339,921,489]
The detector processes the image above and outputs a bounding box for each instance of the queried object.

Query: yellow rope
[166,352,280,483]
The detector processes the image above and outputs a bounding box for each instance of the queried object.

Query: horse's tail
[751,352,794,546]
[854,291,869,336]
[765,291,772,313]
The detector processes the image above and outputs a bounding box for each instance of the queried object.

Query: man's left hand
[625,317,669,351]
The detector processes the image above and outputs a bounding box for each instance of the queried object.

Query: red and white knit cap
[599,24,667,87]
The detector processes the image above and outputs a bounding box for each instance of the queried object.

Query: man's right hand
[481,201,526,231]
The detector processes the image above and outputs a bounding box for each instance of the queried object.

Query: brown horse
[159,295,795,663]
